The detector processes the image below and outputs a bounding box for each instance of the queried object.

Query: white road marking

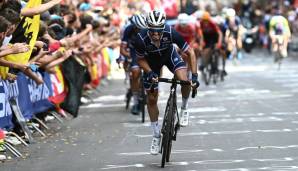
[188,107,227,113]
[193,159,244,164]
[253,157,294,162]
[101,164,144,170]
[101,158,298,169]
[118,149,204,156]
[93,95,125,102]
[237,145,298,151]
[135,128,298,138]
[212,149,224,152]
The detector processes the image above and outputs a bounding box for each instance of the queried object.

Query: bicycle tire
[161,96,174,167]
[140,87,146,123]
[166,104,176,162]
[125,89,132,110]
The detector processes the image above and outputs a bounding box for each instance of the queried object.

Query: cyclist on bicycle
[120,14,147,115]
[134,10,199,155]
[223,8,244,60]
[174,13,202,59]
[269,11,291,59]
[199,11,223,73]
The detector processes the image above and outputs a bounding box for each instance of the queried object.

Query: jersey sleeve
[171,27,189,52]
[121,26,130,44]
[134,34,146,58]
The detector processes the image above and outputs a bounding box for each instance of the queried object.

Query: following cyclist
[199,11,223,74]
[223,8,244,60]
[134,10,199,155]
[174,13,202,57]
[269,10,291,60]
[120,14,147,115]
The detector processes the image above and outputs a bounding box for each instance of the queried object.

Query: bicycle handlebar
[154,78,198,98]
[158,78,190,85]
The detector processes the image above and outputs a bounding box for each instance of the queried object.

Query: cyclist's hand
[147,71,158,83]
[191,73,200,89]
[216,42,222,49]
[127,57,132,63]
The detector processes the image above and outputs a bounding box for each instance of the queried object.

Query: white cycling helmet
[226,8,236,18]
[193,10,204,20]
[146,10,166,30]
[131,14,147,29]
[177,13,190,24]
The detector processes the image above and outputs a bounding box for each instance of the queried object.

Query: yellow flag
[0,0,42,79]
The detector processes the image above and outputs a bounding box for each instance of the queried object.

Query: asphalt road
[2,49,298,171]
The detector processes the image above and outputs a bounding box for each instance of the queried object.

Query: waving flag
[0,0,42,79]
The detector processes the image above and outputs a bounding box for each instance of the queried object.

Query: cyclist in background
[135,10,199,155]
[269,11,291,59]
[199,11,223,73]
[120,14,147,115]
[224,8,244,60]
[174,13,202,59]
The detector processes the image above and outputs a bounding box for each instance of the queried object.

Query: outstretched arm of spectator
[44,50,72,70]
[0,43,30,57]
[61,24,93,47]
[29,48,49,64]
[21,0,62,17]
[0,58,29,70]
[37,50,64,68]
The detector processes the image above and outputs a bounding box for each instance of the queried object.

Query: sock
[151,121,160,138]
[181,97,188,110]
[132,91,139,106]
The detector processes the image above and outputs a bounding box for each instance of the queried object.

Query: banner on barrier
[0,81,13,130]
[17,72,54,120]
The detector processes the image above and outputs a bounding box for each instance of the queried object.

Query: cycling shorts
[143,48,186,91]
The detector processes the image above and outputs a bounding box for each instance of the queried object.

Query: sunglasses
[148,28,163,33]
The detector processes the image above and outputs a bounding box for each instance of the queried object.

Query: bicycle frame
[158,78,196,167]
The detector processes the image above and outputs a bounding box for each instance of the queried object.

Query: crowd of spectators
[0,0,124,161]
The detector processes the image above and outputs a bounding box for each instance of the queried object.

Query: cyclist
[269,12,291,59]
[223,8,244,60]
[120,14,147,115]
[134,10,199,155]
[174,13,202,59]
[199,11,223,73]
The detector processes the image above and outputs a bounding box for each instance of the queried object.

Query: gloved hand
[191,73,200,88]
[147,71,158,83]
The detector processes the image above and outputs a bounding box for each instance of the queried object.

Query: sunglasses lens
[149,29,163,33]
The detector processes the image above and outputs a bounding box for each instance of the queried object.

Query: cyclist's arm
[215,24,223,45]
[120,43,130,58]
[184,47,197,74]
[283,18,291,37]
[120,26,132,58]
[269,18,276,38]
[172,29,197,74]
[134,35,152,73]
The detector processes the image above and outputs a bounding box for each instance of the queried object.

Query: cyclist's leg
[130,50,142,114]
[281,35,289,58]
[271,35,278,53]
[143,71,161,155]
[143,70,161,135]
[166,48,190,126]
[200,47,211,71]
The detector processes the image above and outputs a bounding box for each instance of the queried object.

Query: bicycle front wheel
[161,97,175,167]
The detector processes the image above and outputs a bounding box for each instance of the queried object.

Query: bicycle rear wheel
[161,97,174,167]
[125,88,132,110]
[140,85,146,123]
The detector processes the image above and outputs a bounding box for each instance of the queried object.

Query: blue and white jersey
[121,24,138,50]
[134,24,189,59]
